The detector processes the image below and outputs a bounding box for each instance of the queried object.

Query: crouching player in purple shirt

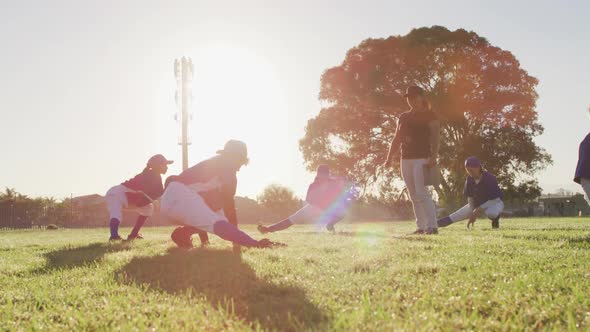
[105,154,173,241]
[160,140,273,249]
[257,165,356,234]
[437,157,504,229]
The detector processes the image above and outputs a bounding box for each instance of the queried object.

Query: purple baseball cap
[147,154,174,167]
[465,156,482,168]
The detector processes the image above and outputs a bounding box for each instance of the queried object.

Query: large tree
[300,26,551,207]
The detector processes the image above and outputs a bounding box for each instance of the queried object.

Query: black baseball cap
[403,85,425,97]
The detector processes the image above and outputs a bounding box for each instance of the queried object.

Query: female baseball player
[574,128,590,208]
[160,140,273,249]
[257,165,355,234]
[105,154,173,241]
[384,85,440,234]
[437,157,504,229]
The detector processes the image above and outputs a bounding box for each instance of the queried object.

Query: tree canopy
[300,26,551,206]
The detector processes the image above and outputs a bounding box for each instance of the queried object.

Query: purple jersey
[464,171,503,208]
[122,169,164,207]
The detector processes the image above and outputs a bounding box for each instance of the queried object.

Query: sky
[1,0,589,200]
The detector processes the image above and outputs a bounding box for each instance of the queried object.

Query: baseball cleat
[109,235,123,241]
[326,224,336,233]
[126,233,144,241]
[491,218,500,229]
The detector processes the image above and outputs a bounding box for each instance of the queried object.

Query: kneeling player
[437,157,504,229]
[105,154,173,241]
[161,140,273,249]
[258,165,356,234]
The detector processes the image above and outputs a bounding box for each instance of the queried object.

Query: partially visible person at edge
[384,85,440,235]
[160,140,273,249]
[105,154,173,241]
[437,157,504,229]
[574,115,590,211]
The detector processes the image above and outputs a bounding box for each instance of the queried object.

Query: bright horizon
[1,0,589,200]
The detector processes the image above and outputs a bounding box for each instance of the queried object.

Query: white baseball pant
[105,184,154,221]
[449,198,504,222]
[159,181,227,233]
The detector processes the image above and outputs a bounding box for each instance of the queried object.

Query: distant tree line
[0,185,412,230]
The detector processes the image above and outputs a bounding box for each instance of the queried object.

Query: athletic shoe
[257,224,269,234]
[326,224,335,233]
[426,228,439,235]
[171,227,193,249]
[109,235,123,241]
[491,218,500,229]
[126,233,144,241]
[408,229,426,235]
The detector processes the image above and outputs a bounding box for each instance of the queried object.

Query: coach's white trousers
[449,198,504,222]
[160,181,227,233]
[401,158,437,231]
[105,184,154,221]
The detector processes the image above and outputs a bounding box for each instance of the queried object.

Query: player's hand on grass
[467,217,476,229]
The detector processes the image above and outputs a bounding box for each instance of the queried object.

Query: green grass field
[2,218,590,331]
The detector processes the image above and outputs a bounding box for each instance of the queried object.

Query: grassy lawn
[1,218,590,331]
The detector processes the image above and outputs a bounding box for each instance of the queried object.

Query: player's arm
[221,178,238,226]
[428,119,440,166]
[385,118,403,167]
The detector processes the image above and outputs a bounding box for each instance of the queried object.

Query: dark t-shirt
[397,109,438,159]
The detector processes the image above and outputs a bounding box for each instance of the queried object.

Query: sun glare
[188,45,287,149]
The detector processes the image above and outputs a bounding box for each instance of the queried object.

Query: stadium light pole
[174,57,194,171]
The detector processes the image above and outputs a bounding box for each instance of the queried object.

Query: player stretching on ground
[105,154,173,241]
[437,157,504,229]
[161,140,273,249]
[257,165,356,234]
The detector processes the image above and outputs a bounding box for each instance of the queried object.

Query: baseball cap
[147,154,174,167]
[465,156,482,168]
[403,85,425,98]
[217,140,249,163]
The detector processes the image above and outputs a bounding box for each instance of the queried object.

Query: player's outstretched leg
[258,218,293,234]
[127,215,148,240]
[171,221,273,249]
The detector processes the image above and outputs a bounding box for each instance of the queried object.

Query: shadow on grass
[116,248,325,331]
[33,242,132,273]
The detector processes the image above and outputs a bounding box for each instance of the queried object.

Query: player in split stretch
[257,165,356,234]
[105,154,173,241]
[437,157,504,229]
[160,140,273,249]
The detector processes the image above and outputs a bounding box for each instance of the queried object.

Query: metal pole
[181,57,189,171]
